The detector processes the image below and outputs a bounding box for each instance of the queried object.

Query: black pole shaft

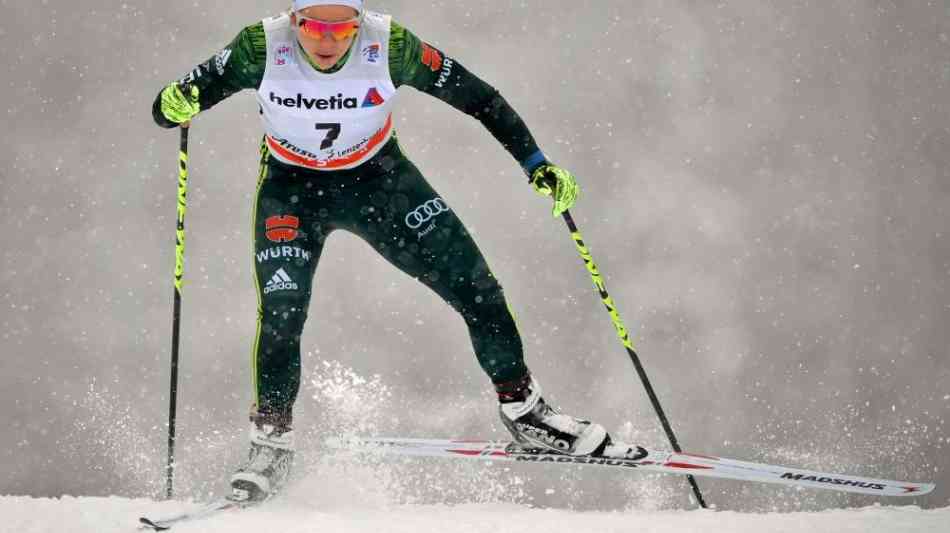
[166,279,181,500]
[560,209,707,509]
[165,123,189,499]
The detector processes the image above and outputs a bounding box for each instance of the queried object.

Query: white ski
[329,437,935,497]
[139,496,260,531]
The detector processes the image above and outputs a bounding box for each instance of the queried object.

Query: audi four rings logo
[405,198,450,229]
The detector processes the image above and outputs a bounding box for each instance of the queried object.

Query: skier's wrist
[521,149,549,178]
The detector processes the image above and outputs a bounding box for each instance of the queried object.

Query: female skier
[153,0,608,501]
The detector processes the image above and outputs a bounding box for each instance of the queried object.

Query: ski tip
[139,517,170,531]
[900,483,936,496]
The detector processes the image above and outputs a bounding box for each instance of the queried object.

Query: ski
[139,496,261,531]
[330,437,935,497]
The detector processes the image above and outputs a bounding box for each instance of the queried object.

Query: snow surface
[2,495,948,533]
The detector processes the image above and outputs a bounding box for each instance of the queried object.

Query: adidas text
[264,268,299,294]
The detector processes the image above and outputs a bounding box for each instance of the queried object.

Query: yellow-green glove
[160,83,200,124]
[530,163,579,217]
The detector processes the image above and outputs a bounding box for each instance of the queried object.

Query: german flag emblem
[265,215,300,243]
[420,43,443,72]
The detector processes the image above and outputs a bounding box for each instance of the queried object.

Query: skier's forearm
[151,22,266,128]
[420,61,544,171]
[390,22,543,171]
[458,80,545,174]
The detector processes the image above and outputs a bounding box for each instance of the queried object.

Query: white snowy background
[1,0,948,531]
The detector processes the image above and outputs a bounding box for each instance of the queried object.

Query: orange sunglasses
[296,14,361,41]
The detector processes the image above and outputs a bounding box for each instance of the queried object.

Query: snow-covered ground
[2,495,947,533]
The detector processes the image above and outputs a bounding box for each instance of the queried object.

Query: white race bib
[257,11,397,170]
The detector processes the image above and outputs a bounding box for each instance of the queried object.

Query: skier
[153,0,608,502]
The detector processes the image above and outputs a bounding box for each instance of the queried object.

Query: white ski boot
[497,375,609,456]
[230,421,294,502]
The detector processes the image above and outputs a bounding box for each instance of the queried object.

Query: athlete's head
[290,1,363,70]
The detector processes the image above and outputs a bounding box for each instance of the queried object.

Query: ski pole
[559,208,708,509]
[165,113,191,500]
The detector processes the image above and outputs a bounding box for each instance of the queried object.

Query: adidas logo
[263,268,298,294]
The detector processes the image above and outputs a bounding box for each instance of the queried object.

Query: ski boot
[497,374,609,456]
[230,412,294,502]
